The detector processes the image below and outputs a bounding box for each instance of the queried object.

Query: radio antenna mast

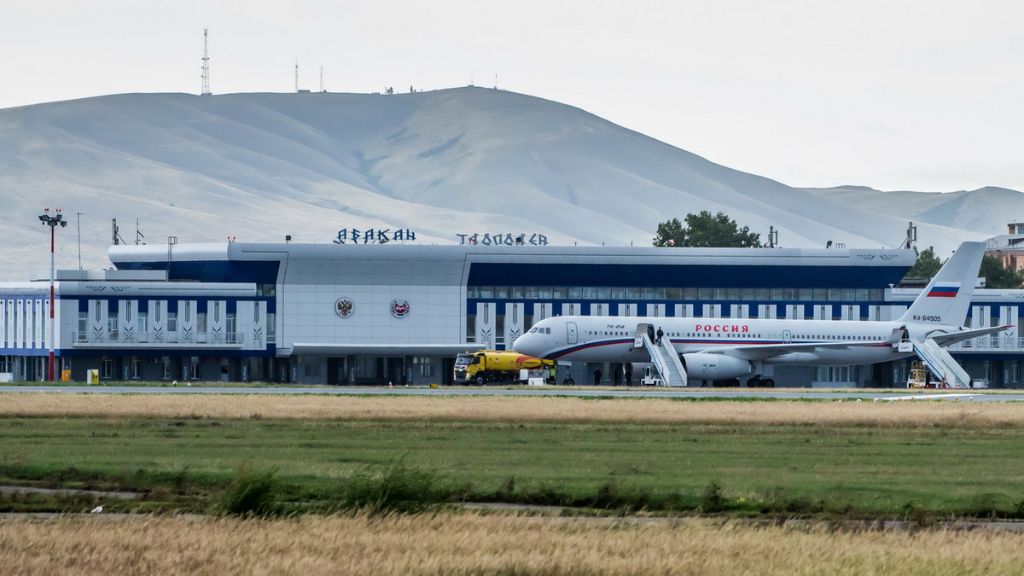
[201,28,212,96]
[111,219,126,246]
[76,212,83,269]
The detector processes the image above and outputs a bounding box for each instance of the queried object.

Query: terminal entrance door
[326,357,347,386]
[442,358,455,385]
[384,357,406,385]
[567,322,578,346]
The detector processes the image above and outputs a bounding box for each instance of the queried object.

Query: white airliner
[512,241,1009,387]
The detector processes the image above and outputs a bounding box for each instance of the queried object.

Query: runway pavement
[1,385,1023,402]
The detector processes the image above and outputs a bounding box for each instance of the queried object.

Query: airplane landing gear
[746,376,776,388]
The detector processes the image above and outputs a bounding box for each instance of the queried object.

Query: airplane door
[567,322,578,345]
[782,330,792,344]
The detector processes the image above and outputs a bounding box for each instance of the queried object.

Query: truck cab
[453,352,481,384]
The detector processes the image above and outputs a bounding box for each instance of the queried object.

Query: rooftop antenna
[201,28,212,96]
[494,73,498,90]
[76,212,83,269]
[295,60,299,92]
[111,218,126,246]
[319,66,324,92]
[902,221,917,250]
[135,219,145,245]
[167,236,178,273]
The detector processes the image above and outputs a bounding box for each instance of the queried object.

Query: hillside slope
[0,88,1013,278]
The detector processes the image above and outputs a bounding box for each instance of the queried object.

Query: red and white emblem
[390,298,411,318]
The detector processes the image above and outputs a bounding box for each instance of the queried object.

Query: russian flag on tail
[927,283,960,298]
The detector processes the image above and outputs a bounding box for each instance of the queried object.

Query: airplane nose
[512,334,526,351]
[512,334,534,355]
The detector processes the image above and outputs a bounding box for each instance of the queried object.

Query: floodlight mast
[39,208,67,382]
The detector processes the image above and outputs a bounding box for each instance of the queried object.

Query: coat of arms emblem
[335,297,354,318]
[390,298,411,318]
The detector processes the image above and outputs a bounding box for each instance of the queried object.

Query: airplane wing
[688,340,890,361]
[927,325,1012,347]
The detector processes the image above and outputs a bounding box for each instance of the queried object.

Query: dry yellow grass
[1,392,1024,427]
[2,513,1023,575]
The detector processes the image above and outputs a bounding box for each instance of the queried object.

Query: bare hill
[0,87,1015,278]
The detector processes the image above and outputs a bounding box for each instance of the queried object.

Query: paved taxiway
[1,386,1023,402]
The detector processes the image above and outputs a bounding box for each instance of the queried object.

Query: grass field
[3,392,1024,426]
[2,513,1023,575]
[1,394,1023,517]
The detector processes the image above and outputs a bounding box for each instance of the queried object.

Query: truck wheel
[763,378,775,388]
[475,375,486,386]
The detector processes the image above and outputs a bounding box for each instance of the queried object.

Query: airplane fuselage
[514,315,949,366]
[512,242,996,387]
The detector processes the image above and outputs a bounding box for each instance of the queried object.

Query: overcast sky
[2,0,1021,192]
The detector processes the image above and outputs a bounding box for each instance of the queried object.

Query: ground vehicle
[453,350,555,385]
[640,365,663,386]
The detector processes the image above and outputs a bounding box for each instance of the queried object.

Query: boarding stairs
[912,338,970,389]
[635,326,688,387]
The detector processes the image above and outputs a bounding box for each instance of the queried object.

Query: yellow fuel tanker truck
[453,350,555,385]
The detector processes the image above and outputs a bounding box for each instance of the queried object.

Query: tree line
[654,212,1021,289]
[906,246,1021,289]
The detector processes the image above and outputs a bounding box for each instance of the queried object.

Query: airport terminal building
[1,241,1022,387]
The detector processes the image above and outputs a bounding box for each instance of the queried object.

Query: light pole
[38,208,67,381]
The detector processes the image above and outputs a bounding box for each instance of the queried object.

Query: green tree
[653,211,761,248]
[906,246,943,279]
[980,255,1022,289]
[653,218,686,247]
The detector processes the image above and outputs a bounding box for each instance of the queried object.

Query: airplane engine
[681,353,752,380]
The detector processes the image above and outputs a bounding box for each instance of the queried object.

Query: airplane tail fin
[899,242,985,327]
